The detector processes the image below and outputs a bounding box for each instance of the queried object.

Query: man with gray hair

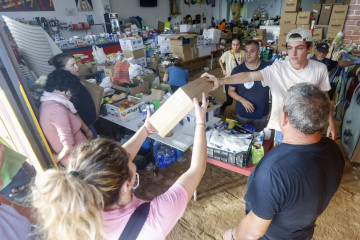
[223,83,344,240]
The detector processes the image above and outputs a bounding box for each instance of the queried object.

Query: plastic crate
[207,138,254,168]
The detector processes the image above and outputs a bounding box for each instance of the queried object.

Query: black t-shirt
[310,56,338,72]
[245,137,344,239]
[71,81,96,126]
[230,60,272,119]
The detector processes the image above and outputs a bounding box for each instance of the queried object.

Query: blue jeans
[0,162,36,205]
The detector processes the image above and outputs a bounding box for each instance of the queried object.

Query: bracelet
[144,125,151,136]
[196,123,206,126]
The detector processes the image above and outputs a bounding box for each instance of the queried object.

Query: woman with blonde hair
[32,93,209,240]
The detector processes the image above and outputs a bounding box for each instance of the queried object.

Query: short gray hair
[283,83,330,134]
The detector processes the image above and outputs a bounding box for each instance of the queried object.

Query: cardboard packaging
[312,28,324,42]
[220,32,232,39]
[159,45,171,54]
[158,21,165,33]
[296,11,312,25]
[312,4,322,24]
[251,29,266,41]
[157,34,172,46]
[296,24,310,30]
[81,80,104,119]
[180,24,195,33]
[203,29,222,44]
[106,96,144,120]
[279,24,297,37]
[196,35,205,45]
[331,5,349,20]
[169,34,192,47]
[133,72,155,87]
[191,47,199,59]
[149,83,172,101]
[134,57,147,67]
[119,37,144,51]
[325,0,336,3]
[149,77,214,137]
[318,4,333,25]
[277,38,287,53]
[122,49,146,59]
[284,0,301,12]
[327,18,346,39]
[104,65,115,78]
[280,12,298,25]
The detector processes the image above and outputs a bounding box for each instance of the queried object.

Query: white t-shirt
[260,59,331,131]
[220,50,245,77]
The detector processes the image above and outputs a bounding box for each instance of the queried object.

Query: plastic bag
[92,45,107,64]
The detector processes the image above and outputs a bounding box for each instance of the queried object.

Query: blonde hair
[32,138,131,240]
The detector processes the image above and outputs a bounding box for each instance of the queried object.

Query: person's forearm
[337,60,354,68]
[228,90,247,104]
[223,71,262,85]
[219,60,225,71]
[122,126,148,161]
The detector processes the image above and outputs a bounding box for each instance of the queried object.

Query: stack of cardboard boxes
[296,11,312,30]
[169,34,193,62]
[278,0,302,52]
[119,37,146,67]
[318,3,333,25]
[327,4,348,40]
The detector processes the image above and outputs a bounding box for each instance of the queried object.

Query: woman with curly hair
[32,93,209,240]
[49,53,97,139]
[39,69,87,166]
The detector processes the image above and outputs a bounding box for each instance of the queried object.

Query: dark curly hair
[45,69,80,103]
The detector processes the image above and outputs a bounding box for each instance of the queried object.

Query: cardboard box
[122,49,146,59]
[158,21,165,32]
[279,24,297,37]
[77,62,92,76]
[221,32,232,39]
[251,29,266,41]
[280,12,298,24]
[191,47,199,59]
[277,38,287,52]
[157,34,172,46]
[170,43,191,54]
[169,34,193,47]
[119,37,144,51]
[106,96,144,120]
[327,18,345,39]
[296,24,310,30]
[149,77,214,137]
[284,0,301,12]
[134,57,147,67]
[296,11,312,25]
[331,5,348,20]
[113,81,150,95]
[180,24,194,33]
[203,29,222,44]
[104,65,115,78]
[150,83,172,100]
[325,0,336,3]
[134,71,155,86]
[318,4,333,25]
[312,4,322,24]
[81,80,104,119]
[159,45,171,54]
[312,27,324,42]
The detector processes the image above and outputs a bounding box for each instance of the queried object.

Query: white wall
[0,0,105,25]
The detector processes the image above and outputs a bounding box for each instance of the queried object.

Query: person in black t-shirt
[223,83,344,240]
[310,42,360,72]
[229,40,272,132]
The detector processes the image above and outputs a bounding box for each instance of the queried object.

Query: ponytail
[32,169,105,240]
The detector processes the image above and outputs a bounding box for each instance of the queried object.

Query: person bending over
[223,83,344,240]
[32,93,209,240]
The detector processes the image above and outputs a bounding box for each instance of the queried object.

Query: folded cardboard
[106,96,144,120]
[331,5,348,20]
[296,11,312,25]
[280,12,298,24]
[327,18,345,39]
[312,4,322,24]
[119,37,144,51]
[122,49,146,59]
[81,80,104,119]
[149,77,214,137]
[279,24,297,37]
[312,28,324,41]
[318,4,333,25]
[284,0,301,12]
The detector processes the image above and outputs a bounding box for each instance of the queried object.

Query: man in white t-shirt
[202,28,337,140]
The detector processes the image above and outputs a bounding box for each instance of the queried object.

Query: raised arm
[175,93,208,201]
[122,110,157,162]
[201,71,263,91]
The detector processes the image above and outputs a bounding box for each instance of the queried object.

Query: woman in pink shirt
[39,69,87,166]
[32,93,209,240]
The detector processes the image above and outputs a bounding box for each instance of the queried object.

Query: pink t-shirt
[39,100,86,155]
[103,183,188,240]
